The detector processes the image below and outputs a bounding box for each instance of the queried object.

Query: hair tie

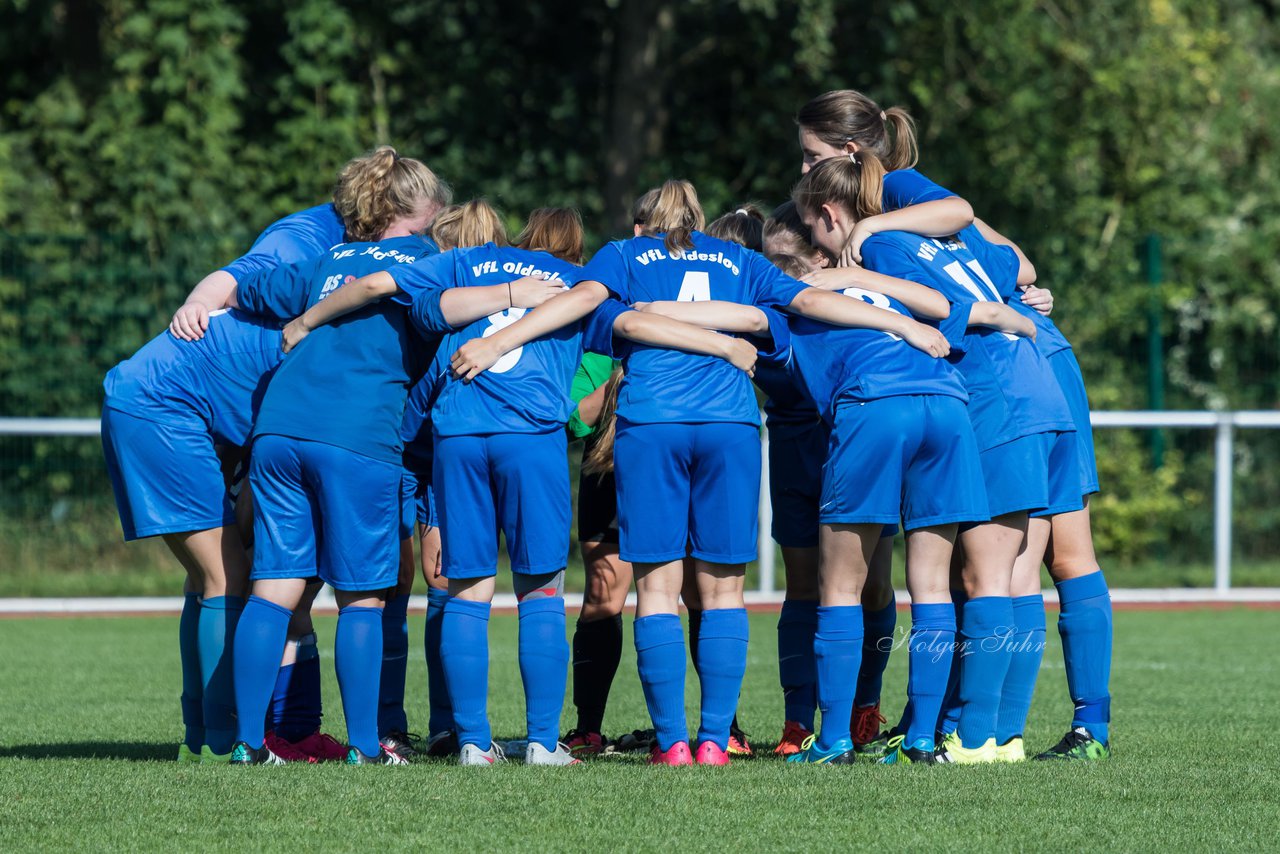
[880,111,887,121]
[847,152,859,165]
[735,208,750,216]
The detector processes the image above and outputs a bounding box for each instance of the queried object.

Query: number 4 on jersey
[676,271,710,302]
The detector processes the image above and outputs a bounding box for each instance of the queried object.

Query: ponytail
[796,90,919,172]
[791,152,886,226]
[333,146,451,242]
[430,199,509,251]
[635,180,705,253]
[583,369,625,476]
[515,207,585,265]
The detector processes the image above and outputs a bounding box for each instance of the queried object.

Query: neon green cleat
[177,744,202,764]
[995,737,1026,763]
[880,734,935,766]
[199,745,232,765]
[935,732,998,764]
[1034,727,1111,761]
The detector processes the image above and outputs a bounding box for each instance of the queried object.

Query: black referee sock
[572,614,624,734]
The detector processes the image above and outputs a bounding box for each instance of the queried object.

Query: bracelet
[507,281,513,308]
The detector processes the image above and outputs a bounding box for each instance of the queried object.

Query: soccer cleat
[264,732,315,763]
[458,741,508,766]
[199,745,231,765]
[773,720,814,756]
[380,730,422,762]
[525,741,584,766]
[608,728,657,755]
[880,734,935,766]
[346,745,409,766]
[935,732,998,764]
[291,731,347,762]
[229,741,287,766]
[851,704,890,759]
[177,744,201,764]
[695,741,731,766]
[727,723,753,757]
[995,737,1026,763]
[1034,727,1111,761]
[785,734,857,765]
[563,729,605,756]
[649,740,694,766]
[425,730,459,758]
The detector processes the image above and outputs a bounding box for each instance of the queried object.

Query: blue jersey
[103,309,283,447]
[781,290,968,424]
[883,169,956,210]
[222,203,345,282]
[751,311,821,436]
[391,244,583,437]
[1009,292,1073,358]
[579,231,809,425]
[861,227,1074,449]
[236,235,437,464]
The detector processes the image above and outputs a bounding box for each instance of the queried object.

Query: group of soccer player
[101,88,1113,768]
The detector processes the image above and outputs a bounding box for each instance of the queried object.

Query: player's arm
[612,311,757,375]
[633,300,769,334]
[798,267,949,320]
[450,281,611,381]
[228,257,321,323]
[846,198,974,263]
[973,217,1037,286]
[171,270,238,341]
[437,277,565,327]
[967,302,1037,339]
[785,287,950,358]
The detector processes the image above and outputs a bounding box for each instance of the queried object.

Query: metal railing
[6,410,1280,594]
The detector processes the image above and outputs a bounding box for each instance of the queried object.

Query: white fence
[5,411,1280,594]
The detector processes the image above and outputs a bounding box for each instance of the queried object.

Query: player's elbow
[1016,258,1038,286]
[613,310,648,338]
[787,287,819,316]
[918,292,951,321]
[946,196,975,229]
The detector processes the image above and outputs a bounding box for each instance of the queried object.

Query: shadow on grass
[0,741,175,762]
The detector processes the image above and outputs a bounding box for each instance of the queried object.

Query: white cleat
[458,741,508,767]
[525,741,584,766]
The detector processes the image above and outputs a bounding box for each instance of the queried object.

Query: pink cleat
[291,731,348,762]
[695,741,731,766]
[649,740,694,766]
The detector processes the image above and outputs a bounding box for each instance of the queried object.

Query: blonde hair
[635,180,704,253]
[791,152,886,225]
[430,199,509,251]
[762,201,813,259]
[583,369,625,476]
[705,203,765,251]
[797,90,919,172]
[515,208,584,265]
[333,146,451,242]
[768,252,811,281]
[630,188,661,226]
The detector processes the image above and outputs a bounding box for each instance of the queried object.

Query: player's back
[222,203,346,280]
[103,308,283,446]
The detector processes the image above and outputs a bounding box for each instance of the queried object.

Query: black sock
[572,614,623,734]
[687,608,703,674]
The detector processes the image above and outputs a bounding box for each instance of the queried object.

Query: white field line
[3,587,1280,616]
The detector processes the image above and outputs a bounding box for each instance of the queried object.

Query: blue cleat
[785,734,857,765]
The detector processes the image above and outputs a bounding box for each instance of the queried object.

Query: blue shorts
[979,432,1061,518]
[101,407,234,541]
[767,421,826,549]
[401,460,438,534]
[250,434,401,592]
[1030,429,1085,518]
[433,430,571,578]
[1048,350,1099,496]
[614,419,761,564]
[820,396,989,531]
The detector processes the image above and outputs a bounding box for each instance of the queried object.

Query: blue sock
[518,597,569,751]
[440,597,492,750]
[956,596,1015,749]
[936,588,968,736]
[814,605,863,751]
[424,588,453,734]
[855,594,897,708]
[906,602,956,751]
[996,595,1046,744]
[378,594,410,736]
[634,613,687,752]
[335,606,383,758]
[179,592,204,752]
[1056,571,1112,744]
[270,634,322,742]
[233,596,292,749]
[777,599,818,730]
[695,608,749,750]
[198,595,244,754]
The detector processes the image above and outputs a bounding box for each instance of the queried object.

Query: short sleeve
[409,289,451,336]
[882,169,956,211]
[222,205,344,282]
[234,257,321,320]
[754,308,792,364]
[747,251,808,309]
[388,251,458,307]
[581,298,633,358]
[578,243,631,302]
[940,303,972,351]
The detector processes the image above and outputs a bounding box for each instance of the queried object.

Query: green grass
[2,609,1279,851]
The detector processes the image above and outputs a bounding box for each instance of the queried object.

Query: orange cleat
[773,720,814,756]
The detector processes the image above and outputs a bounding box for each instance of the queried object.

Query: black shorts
[576,440,619,545]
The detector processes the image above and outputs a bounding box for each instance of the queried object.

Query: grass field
[2,608,1278,851]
